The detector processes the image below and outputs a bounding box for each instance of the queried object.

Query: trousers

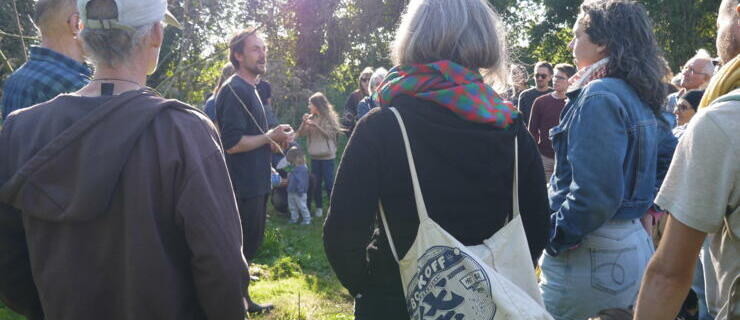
[540,219,654,320]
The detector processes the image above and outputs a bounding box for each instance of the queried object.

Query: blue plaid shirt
[2,46,91,119]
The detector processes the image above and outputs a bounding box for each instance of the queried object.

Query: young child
[286,146,311,225]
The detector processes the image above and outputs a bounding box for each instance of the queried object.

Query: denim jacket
[547,78,676,256]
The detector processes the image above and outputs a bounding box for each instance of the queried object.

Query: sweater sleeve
[176,149,249,319]
[0,117,44,320]
[515,122,550,262]
[527,98,542,142]
[323,111,383,296]
[0,204,44,320]
[216,86,250,150]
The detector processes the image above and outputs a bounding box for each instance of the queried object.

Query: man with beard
[635,0,740,319]
[215,28,295,314]
[517,61,553,125]
[2,0,91,119]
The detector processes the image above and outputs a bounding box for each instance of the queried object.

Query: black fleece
[323,95,550,318]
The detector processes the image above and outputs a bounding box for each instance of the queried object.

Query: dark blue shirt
[203,95,216,121]
[215,75,271,199]
[287,165,309,194]
[2,46,91,119]
[256,80,278,128]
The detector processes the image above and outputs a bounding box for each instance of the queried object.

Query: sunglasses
[535,73,550,79]
[361,78,370,82]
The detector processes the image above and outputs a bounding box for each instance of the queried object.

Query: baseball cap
[78,0,182,31]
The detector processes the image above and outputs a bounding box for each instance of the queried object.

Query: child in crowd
[286,146,311,225]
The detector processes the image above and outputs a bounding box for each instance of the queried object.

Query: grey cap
[78,0,182,31]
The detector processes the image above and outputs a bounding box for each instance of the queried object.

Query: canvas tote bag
[379,107,552,320]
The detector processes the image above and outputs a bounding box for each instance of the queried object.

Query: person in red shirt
[528,63,576,182]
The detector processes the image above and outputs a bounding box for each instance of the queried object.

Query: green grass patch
[251,206,353,319]
[0,201,353,319]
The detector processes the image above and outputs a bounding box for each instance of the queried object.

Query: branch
[155,45,230,91]
[0,28,38,41]
[154,24,264,92]
[11,0,28,62]
[0,48,15,73]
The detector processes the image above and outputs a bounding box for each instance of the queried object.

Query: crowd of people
[0,0,738,319]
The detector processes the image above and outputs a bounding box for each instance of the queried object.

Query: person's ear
[595,43,608,56]
[68,12,81,37]
[149,22,164,48]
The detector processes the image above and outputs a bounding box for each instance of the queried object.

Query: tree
[524,0,719,72]
[0,0,35,81]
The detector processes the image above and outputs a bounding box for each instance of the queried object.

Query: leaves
[0,0,723,123]
[521,0,719,72]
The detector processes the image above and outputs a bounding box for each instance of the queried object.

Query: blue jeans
[311,159,335,210]
[693,240,715,320]
[539,219,654,320]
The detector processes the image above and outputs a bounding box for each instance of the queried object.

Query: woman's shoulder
[356,104,396,128]
[581,78,634,99]
[358,95,427,125]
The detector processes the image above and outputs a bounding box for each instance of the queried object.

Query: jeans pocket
[589,246,639,295]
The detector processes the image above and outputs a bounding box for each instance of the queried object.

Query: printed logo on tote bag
[406,246,497,320]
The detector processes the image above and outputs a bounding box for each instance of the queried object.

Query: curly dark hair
[579,0,669,118]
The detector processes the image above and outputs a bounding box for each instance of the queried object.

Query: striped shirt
[2,46,91,120]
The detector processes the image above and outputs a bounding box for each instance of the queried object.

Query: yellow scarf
[699,56,740,109]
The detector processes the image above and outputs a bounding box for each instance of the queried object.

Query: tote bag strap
[388,107,431,219]
[379,107,430,263]
[379,202,400,262]
[379,107,521,263]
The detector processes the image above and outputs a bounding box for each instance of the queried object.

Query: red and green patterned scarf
[375,60,518,128]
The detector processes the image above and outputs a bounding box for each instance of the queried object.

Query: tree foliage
[524,0,719,72]
[0,0,724,125]
[0,0,35,80]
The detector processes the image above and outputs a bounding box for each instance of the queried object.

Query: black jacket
[323,95,550,318]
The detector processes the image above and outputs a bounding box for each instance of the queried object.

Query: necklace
[92,78,143,87]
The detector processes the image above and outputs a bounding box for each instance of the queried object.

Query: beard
[244,61,267,76]
[718,27,738,64]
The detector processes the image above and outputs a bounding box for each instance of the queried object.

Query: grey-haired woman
[323,0,550,318]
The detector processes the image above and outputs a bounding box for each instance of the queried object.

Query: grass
[0,305,22,320]
[0,203,354,320]
[249,205,354,319]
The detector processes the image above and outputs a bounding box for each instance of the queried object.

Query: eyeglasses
[535,73,550,79]
[682,66,711,76]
